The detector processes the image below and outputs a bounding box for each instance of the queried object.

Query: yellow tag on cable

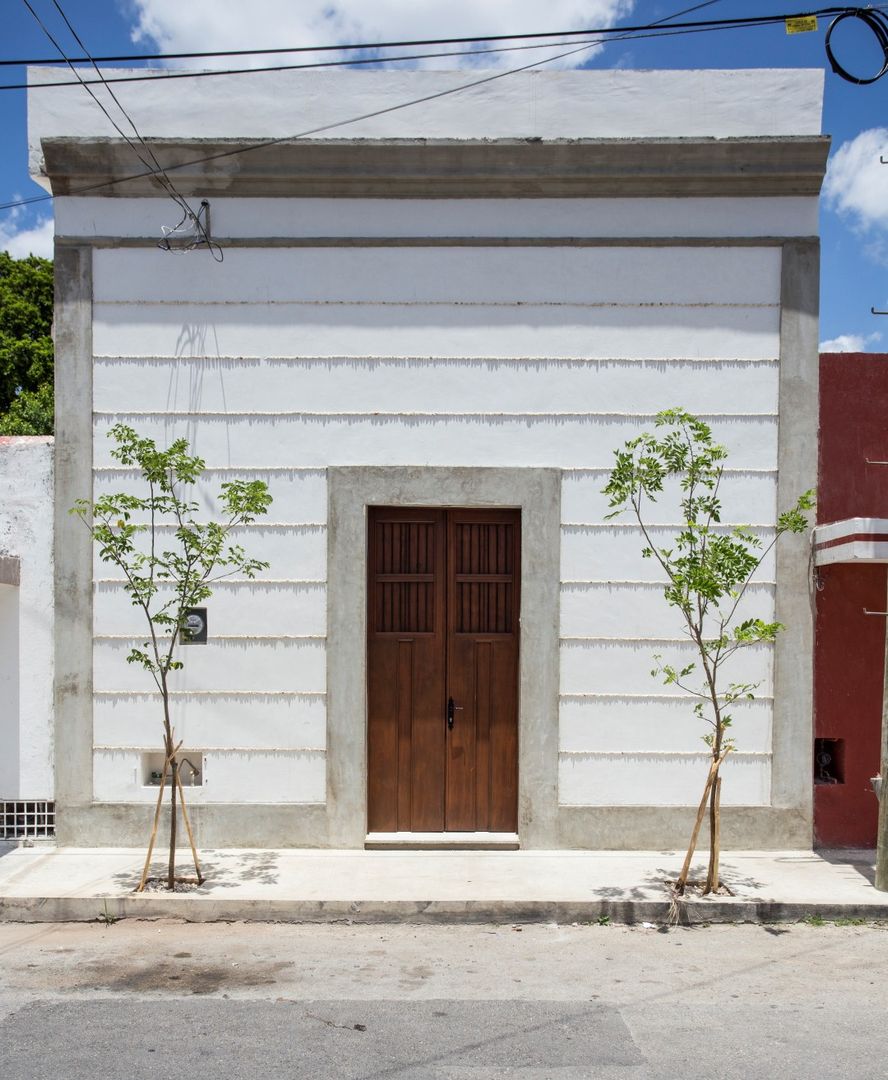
[785,15,818,34]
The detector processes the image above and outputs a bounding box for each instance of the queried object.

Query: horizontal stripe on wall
[93,247,782,306]
[92,414,779,470]
[92,356,780,416]
[93,580,327,637]
[559,695,772,755]
[93,638,326,694]
[92,465,328,525]
[92,462,779,534]
[560,580,775,638]
[57,196,819,240]
[93,688,326,749]
[93,303,780,360]
[93,748,326,804]
[558,752,771,807]
[563,468,777,525]
[92,525,326,582]
[93,690,326,697]
[561,525,777,582]
[559,639,772,697]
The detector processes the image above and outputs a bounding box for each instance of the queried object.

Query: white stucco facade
[31,69,825,847]
[0,437,54,800]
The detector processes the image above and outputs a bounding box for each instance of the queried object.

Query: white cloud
[819,331,883,353]
[823,128,888,232]
[128,1,635,70]
[0,205,54,259]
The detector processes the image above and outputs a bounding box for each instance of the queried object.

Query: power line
[0,3,848,67]
[6,4,882,94]
[1,22,779,92]
[0,2,868,217]
[0,4,733,215]
[825,7,888,82]
[45,0,220,257]
[20,0,219,256]
[0,10,805,93]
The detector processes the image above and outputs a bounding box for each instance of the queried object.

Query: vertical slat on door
[396,641,413,828]
[474,640,493,829]
[367,508,446,832]
[446,509,520,833]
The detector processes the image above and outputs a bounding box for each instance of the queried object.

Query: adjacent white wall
[89,228,782,807]
[0,438,54,798]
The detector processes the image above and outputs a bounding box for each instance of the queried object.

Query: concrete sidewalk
[0,845,885,924]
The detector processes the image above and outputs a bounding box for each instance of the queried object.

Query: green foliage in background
[0,252,54,436]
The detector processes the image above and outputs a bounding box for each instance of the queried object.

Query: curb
[3,895,888,925]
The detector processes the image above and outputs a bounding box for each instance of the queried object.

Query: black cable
[0,2,861,216]
[825,8,888,83]
[0,14,788,93]
[0,37,735,91]
[0,5,857,66]
[20,0,220,257]
[44,1,190,206]
[47,0,220,258]
[1,5,738,214]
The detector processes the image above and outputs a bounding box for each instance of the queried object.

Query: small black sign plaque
[181,607,207,644]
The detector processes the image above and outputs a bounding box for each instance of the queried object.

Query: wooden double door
[367,507,520,833]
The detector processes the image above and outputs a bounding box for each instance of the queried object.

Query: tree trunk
[161,677,177,892]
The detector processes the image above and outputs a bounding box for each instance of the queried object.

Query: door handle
[447,696,463,730]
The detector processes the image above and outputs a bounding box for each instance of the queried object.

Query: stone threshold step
[364,833,520,851]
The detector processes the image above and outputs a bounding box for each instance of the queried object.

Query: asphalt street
[0,920,884,1079]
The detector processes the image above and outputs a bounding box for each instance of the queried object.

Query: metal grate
[0,801,55,839]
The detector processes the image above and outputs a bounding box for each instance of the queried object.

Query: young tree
[0,252,54,436]
[603,409,813,895]
[72,425,272,890]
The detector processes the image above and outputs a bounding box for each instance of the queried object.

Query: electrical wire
[0,8,810,92]
[824,7,888,82]
[47,0,221,257]
[0,2,848,66]
[0,1,876,217]
[0,4,730,215]
[21,0,220,257]
[3,23,779,92]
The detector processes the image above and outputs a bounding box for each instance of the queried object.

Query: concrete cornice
[40,136,831,199]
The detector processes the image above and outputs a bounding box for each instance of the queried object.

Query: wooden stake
[705,776,723,895]
[175,768,204,884]
[137,766,167,892]
[137,740,183,893]
[676,757,718,894]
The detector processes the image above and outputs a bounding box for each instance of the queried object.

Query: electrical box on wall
[181,607,207,644]
[143,751,204,787]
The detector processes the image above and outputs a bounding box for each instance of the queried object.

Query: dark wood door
[367,507,520,833]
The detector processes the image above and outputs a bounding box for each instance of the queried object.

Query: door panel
[367,509,446,832]
[367,507,519,833]
[447,511,520,833]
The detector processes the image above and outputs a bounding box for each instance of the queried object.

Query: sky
[1,1,887,350]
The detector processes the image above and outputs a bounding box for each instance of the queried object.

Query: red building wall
[815,353,888,848]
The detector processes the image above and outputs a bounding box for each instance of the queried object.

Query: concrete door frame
[326,466,562,848]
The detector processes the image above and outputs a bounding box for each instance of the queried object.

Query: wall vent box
[142,751,204,787]
[814,738,844,785]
